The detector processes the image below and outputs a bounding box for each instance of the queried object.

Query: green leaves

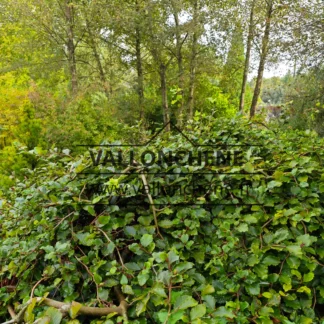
[1,117,324,323]
[75,232,95,246]
[286,245,303,257]
[140,234,153,247]
[303,272,314,283]
[267,181,283,189]
[44,308,63,324]
[69,302,82,319]
[174,295,198,310]
[213,307,235,319]
[190,304,206,320]
[245,283,260,296]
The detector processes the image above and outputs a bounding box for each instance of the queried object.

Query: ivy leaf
[203,295,215,309]
[303,272,314,282]
[140,234,153,247]
[157,310,168,323]
[273,228,289,243]
[190,304,206,320]
[168,250,179,264]
[244,162,254,173]
[120,274,128,285]
[75,232,95,246]
[262,255,280,266]
[287,256,301,269]
[122,285,134,295]
[286,245,303,257]
[297,286,311,295]
[237,223,249,232]
[69,301,82,319]
[262,292,272,298]
[24,298,37,323]
[299,317,313,324]
[136,294,150,316]
[297,234,317,247]
[245,283,260,295]
[213,306,235,319]
[201,284,215,296]
[169,310,185,324]
[174,295,198,310]
[267,181,282,189]
[138,272,149,286]
[259,306,274,316]
[44,307,63,324]
[82,205,96,216]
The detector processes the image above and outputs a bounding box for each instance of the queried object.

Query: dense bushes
[0,116,324,323]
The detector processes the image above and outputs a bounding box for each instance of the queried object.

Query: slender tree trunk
[135,0,144,120]
[147,2,170,131]
[160,63,171,130]
[188,0,198,119]
[85,19,109,98]
[170,0,184,126]
[239,0,255,112]
[135,27,144,120]
[293,57,297,77]
[250,1,273,118]
[65,0,78,94]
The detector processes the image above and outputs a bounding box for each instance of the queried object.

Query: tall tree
[134,0,145,120]
[188,0,199,119]
[146,0,172,130]
[82,0,110,98]
[239,0,255,112]
[169,0,187,125]
[220,23,245,108]
[65,0,78,94]
[250,0,274,117]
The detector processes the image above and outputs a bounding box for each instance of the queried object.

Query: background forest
[0,0,323,171]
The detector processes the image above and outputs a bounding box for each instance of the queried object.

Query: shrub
[0,116,324,323]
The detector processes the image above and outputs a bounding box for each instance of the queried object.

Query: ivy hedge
[0,116,324,323]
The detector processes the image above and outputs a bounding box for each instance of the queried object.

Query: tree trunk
[147,1,170,131]
[85,19,109,98]
[188,0,198,119]
[135,0,144,120]
[250,1,273,118]
[65,0,78,94]
[160,63,171,131]
[170,0,184,126]
[135,27,144,120]
[239,0,255,112]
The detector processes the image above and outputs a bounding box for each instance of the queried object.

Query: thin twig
[312,287,317,309]
[75,255,100,302]
[96,227,128,271]
[30,277,48,299]
[7,306,16,319]
[54,212,74,230]
[140,173,163,239]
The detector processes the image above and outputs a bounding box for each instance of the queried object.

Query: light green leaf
[140,234,153,247]
[69,301,82,319]
[174,295,198,310]
[190,304,206,320]
[303,272,314,282]
[24,298,37,323]
[213,306,235,319]
[201,284,215,296]
[45,307,63,324]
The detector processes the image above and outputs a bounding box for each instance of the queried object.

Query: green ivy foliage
[0,116,324,323]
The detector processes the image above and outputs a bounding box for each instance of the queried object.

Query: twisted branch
[2,286,128,324]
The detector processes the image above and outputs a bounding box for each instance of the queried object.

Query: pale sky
[249,62,292,80]
[263,62,291,78]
